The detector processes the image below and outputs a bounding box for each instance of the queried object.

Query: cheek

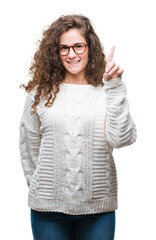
[60,56,65,65]
[83,53,89,65]
[60,55,63,62]
[84,49,89,62]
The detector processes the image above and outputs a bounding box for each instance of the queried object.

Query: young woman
[19,14,137,240]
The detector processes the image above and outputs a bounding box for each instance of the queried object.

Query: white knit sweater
[19,77,137,215]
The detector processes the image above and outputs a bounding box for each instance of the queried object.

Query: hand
[103,46,124,81]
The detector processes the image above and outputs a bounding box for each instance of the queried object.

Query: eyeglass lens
[60,43,86,56]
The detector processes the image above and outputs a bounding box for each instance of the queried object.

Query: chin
[66,66,86,75]
[67,70,81,75]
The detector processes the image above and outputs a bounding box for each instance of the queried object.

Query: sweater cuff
[103,77,123,90]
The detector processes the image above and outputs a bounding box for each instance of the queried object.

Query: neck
[63,72,88,84]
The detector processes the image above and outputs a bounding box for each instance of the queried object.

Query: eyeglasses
[59,42,88,56]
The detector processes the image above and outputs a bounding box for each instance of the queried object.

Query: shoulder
[26,87,37,102]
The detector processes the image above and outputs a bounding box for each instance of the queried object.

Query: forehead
[59,28,86,45]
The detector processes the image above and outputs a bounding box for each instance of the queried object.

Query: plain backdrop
[0,0,156,239]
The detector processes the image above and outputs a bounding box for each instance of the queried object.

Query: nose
[68,46,77,58]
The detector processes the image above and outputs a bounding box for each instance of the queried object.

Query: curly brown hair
[19,14,107,114]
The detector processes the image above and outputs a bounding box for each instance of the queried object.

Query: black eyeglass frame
[59,42,88,56]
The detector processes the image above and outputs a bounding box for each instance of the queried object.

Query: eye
[60,46,68,51]
[75,44,83,49]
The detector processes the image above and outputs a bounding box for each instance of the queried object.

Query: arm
[104,77,137,148]
[19,90,42,186]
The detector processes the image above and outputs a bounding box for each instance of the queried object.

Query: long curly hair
[19,14,106,114]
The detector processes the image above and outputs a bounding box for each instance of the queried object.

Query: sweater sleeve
[19,90,42,186]
[103,77,137,149]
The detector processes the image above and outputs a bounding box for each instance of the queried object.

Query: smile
[67,60,81,65]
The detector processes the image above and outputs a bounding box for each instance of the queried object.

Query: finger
[117,68,124,75]
[103,73,111,81]
[106,45,116,66]
[105,61,116,73]
[108,65,120,76]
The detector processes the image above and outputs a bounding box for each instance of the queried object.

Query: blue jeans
[30,209,116,240]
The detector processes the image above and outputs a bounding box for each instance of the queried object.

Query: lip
[66,60,81,65]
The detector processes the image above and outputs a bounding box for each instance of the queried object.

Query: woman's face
[59,28,89,76]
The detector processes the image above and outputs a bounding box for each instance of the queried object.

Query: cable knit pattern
[19,77,137,215]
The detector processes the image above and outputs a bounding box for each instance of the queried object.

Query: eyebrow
[59,42,85,46]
